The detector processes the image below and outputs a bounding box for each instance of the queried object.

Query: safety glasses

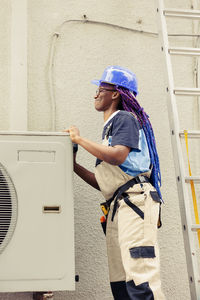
[96,88,116,96]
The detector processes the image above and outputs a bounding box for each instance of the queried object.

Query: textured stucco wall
[0,0,200,299]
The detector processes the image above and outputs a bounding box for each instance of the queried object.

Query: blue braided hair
[117,86,162,201]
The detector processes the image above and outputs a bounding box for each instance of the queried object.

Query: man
[67,66,165,300]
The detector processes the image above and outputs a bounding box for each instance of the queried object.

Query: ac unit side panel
[0,134,75,291]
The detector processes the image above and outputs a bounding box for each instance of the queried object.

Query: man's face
[94,83,116,112]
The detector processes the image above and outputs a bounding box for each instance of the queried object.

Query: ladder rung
[164,9,200,20]
[191,224,200,231]
[174,88,200,96]
[179,130,200,138]
[169,47,200,56]
[185,176,200,183]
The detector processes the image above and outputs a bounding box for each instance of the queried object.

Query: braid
[117,87,162,201]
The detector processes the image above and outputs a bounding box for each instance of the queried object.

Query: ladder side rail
[157,1,200,299]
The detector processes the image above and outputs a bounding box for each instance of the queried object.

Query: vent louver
[0,163,17,254]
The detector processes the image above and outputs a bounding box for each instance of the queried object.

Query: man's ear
[112,91,121,109]
[112,91,120,100]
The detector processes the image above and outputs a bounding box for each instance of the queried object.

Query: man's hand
[64,126,100,190]
[65,126,80,143]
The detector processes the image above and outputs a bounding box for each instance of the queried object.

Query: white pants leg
[106,183,165,300]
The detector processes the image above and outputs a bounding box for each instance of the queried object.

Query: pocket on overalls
[150,191,161,203]
[149,190,161,228]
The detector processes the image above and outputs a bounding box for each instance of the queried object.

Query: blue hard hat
[91,65,138,95]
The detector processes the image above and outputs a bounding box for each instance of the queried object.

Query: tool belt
[100,175,155,234]
[100,175,162,232]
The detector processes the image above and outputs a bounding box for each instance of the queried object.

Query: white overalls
[95,135,165,300]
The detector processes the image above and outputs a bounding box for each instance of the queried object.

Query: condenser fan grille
[0,164,17,254]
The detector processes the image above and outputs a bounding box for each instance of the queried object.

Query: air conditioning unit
[0,131,75,292]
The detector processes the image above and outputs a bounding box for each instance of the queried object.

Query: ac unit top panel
[0,131,70,136]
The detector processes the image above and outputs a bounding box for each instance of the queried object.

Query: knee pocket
[129,246,156,259]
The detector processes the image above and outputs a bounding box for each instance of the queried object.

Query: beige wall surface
[0,0,10,130]
[0,0,200,299]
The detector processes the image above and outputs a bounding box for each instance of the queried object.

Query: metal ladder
[156,1,200,299]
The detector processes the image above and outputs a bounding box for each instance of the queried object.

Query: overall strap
[110,176,149,221]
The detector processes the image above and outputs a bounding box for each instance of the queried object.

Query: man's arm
[74,159,100,190]
[66,126,130,165]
